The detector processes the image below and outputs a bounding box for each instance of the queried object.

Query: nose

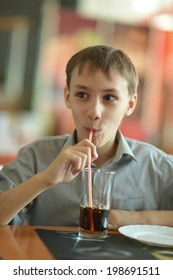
[87,98,102,120]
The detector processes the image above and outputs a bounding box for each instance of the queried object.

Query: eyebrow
[74,84,89,90]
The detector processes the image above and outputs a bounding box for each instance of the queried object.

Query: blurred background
[0,0,173,165]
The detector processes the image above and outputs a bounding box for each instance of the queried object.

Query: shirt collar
[64,130,77,147]
[115,130,138,163]
[65,129,138,164]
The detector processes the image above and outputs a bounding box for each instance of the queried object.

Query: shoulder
[125,137,173,163]
[15,134,72,166]
[1,134,73,184]
[20,134,71,153]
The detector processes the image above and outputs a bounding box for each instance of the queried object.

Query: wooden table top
[1,225,173,260]
[0,225,118,260]
[0,225,80,260]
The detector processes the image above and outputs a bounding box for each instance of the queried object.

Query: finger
[64,150,88,175]
[75,139,98,160]
[108,223,118,230]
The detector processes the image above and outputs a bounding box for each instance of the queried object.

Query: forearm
[109,209,173,230]
[0,172,48,225]
[140,210,173,226]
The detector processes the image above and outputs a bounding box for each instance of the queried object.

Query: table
[0,225,173,260]
[0,225,78,260]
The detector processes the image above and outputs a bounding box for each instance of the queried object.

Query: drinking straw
[88,130,94,231]
[88,130,93,207]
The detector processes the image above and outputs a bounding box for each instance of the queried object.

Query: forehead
[70,64,128,92]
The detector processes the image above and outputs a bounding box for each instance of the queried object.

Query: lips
[85,127,101,136]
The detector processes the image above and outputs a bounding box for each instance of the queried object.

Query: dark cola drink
[79,205,109,235]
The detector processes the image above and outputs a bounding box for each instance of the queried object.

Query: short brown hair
[66,45,138,96]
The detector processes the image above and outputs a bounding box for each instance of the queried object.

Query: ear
[126,93,137,116]
[64,86,71,109]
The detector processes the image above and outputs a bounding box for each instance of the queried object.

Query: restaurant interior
[1,0,173,166]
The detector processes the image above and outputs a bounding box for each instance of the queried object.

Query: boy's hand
[42,138,98,188]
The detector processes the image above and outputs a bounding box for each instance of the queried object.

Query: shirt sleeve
[159,154,173,209]
[0,144,37,225]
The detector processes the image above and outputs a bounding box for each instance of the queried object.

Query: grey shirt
[0,130,173,225]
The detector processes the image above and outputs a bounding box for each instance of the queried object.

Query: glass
[79,168,115,239]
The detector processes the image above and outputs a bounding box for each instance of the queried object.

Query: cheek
[71,105,84,122]
[106,106,127,126]
[107,106,125,119]
[115,103,129,117]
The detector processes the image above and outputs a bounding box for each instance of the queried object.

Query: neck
[93,140,118,167]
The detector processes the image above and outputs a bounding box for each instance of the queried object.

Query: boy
[0,45,173,227]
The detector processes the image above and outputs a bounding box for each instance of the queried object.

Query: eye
[103,94,118,101]
[76,92,88,98]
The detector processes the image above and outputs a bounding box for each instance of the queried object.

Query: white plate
[119,225,173,247]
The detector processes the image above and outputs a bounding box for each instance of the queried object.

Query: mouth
[85,127,101,136]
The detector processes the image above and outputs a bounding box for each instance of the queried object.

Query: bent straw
[88,130,94,231]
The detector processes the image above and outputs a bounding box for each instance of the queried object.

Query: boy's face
[64,65,137,148]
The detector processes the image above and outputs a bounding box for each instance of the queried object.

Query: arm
[109,209,173,230]
[0,138,98,225]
